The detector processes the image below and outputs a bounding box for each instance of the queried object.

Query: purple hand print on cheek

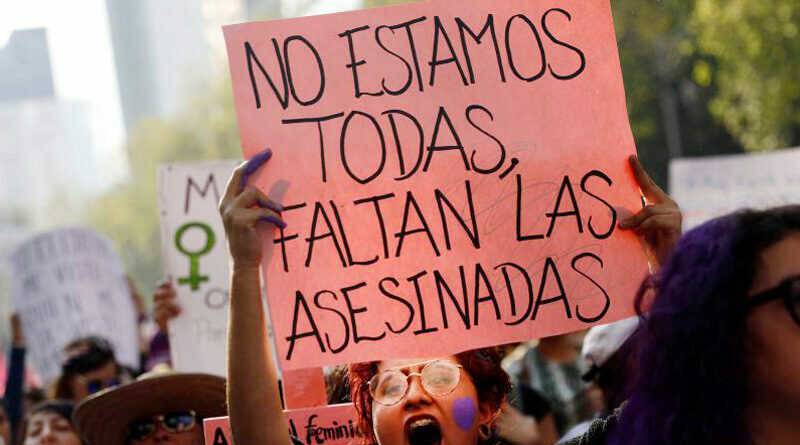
[452,397,477,430]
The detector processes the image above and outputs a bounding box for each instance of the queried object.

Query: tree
[88,79,242,297]
[612,0,742,186]
[692,0,800,151]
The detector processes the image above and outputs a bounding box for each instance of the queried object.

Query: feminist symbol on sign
[175,222,216,290]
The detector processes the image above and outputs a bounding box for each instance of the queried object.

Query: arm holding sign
[153,282,181,333]
[140,281,181,371]
[221,150,292,445]
[4,314,26,445]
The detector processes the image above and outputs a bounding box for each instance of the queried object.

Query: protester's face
[69,360,118,401]
[23,412,81,445]
[371,356,489,445]
[747,233,800,410]
[129,414,203,445]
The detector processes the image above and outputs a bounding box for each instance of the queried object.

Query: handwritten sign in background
[670,147,800,229]
[158,160,241,376]
[8,228,138,383]
[224,0,649,370]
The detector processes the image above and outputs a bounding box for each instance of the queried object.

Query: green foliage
[692,0,800,150]
[612,0,742,185]
[88,79,242,297]
[364,0,411,7]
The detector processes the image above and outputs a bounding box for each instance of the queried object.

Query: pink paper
[283,368,328,409]
[224,0,649,370]
[203,416,233,445]
[203,404,361,445]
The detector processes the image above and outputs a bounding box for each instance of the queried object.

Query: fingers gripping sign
[619,155,683,266]
[220,148,287,269]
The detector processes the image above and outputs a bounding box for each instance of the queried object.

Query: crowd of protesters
[2,151,798,445]
[1,270,226,444]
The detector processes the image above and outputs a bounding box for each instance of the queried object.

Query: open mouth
[406,416,442,445]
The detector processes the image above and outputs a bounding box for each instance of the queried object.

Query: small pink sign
[203,404,362,445]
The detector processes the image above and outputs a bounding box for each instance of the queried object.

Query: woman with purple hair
[567,206,800,445]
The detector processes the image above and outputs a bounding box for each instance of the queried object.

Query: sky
[1,0,127,186]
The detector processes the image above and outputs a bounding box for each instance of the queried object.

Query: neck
[748,400,800,445]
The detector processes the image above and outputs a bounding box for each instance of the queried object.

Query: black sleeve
[516,383,552,420]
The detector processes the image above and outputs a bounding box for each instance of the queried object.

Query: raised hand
[153,281,180,332]
[619,155,683,266]
[218,148,286,269]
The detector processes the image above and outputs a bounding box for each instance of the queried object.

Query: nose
[403,373,432,409]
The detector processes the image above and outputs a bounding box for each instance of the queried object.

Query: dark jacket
[562,409,620,445]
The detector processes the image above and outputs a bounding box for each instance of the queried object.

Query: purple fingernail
[241,148,272,190]
[452,397,477,430]
[260,215,287,230]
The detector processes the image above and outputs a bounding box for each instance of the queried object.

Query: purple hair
[610,205,800,445]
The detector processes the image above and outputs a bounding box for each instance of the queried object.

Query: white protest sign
[8,227,139,383]
[669,147,800,229]
[158,160,240,376]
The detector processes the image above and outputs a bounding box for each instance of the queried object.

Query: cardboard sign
[224,0,649,370]
[203,404,361,445]
[8,228,139,383]
[158,160,241,376]
[283,368,328,409]
[670,147,800,229]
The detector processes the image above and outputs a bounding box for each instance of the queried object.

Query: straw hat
[73,370,226,445]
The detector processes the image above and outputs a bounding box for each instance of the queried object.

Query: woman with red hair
[348,350,511,445]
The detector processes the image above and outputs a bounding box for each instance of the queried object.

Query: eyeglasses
[127,411,197,442]
[86,377,121,395]
[368,360,463,406]
[748,275,800,326]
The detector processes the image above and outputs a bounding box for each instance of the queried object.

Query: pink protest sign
[283,368,328,409]
[204,404,361,445]
[203,417,232,445]
[224,0,649,370]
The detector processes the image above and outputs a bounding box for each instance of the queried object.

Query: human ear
[477,399,499,425]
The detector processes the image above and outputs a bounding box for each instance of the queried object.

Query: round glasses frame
[367,359,464,406]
